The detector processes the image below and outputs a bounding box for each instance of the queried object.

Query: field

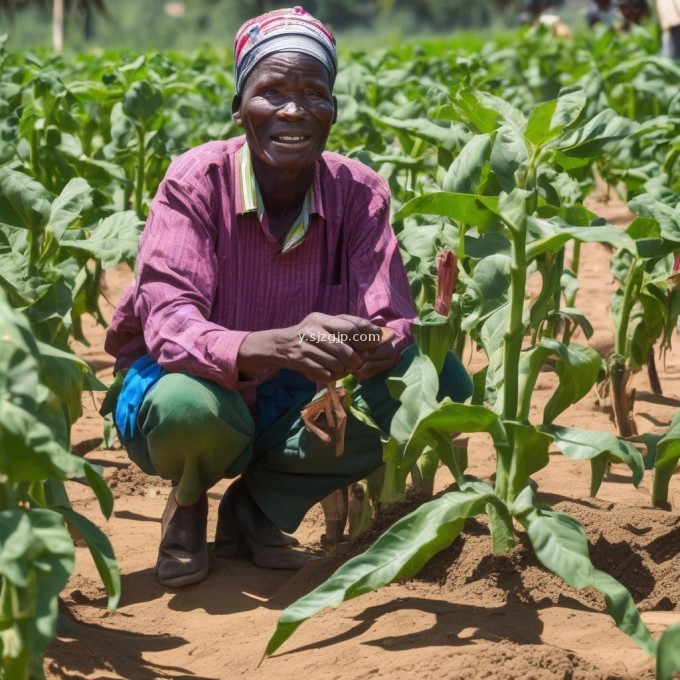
[41,192,680,680]
[2,21,680,680]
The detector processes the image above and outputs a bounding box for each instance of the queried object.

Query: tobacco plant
[602,187,680,437]
[265,87,661,661]
[0,292,120,679]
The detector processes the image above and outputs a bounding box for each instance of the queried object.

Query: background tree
[0,0,108,51]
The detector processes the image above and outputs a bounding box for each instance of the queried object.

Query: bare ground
[46,192,680,680]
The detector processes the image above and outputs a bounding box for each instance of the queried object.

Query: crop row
[0,25,679,679]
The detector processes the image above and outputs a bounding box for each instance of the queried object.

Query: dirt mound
[340,493,680,616]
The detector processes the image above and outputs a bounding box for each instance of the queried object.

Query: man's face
[233,52,337,173]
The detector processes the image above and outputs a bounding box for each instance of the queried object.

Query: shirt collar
[235,141,324,253]
[236,140,325,220]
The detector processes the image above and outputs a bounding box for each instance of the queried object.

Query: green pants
[122,348,472,533]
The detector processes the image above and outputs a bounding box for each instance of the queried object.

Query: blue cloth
[255,369,316,433]
[114,354,165,444]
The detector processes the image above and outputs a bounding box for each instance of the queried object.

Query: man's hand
[352,327,399,381]
[237,313,383,383]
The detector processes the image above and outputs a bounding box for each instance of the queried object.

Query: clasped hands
[237,312,398,383]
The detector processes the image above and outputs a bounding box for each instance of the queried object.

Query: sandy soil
[45,192,680,680]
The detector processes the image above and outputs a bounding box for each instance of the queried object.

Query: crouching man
[103,6,472,587]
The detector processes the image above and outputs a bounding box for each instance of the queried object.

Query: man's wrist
[237,329,286,377]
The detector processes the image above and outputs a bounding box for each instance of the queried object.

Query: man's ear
[232,95,242,125]
[332,95,338,125]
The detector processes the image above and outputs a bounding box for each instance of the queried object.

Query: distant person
[618,0,650,29]
[586,0,617,27]
[586,0,648,28]
[655,0,680,58]
[519,0,572,37]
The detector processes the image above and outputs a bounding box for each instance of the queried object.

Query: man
[104,7,471,588]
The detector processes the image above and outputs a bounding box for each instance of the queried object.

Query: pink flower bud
[434,250,458,316]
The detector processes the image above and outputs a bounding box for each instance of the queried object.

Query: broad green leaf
[56,507,120,610]
[0,167,51,235]
[651,410,680,508]
[464,232,511,260]
[525,99,558,146]
[442,134,492,193]
[403,399,505,469]
[1,402,82,481]
[46,178,93,241]
[526,89,587,146]
[629,194,680,245]
[394,192,503,232]
[455,477,516,554]
[656,621,680,680]
[456,89,526,134]
[35,341,90,426]
[544,425,645,496]
[122,80,163,126]
[0,509,74,670]
[550,88,588,133]
[628,289,666,371]
[491,125,530,193]
[265,488,496,657]
[0,297,42,411]
[487,502,517,554]
[83,463,114,520]
[539,340,602,424]
[381,348,441,490]
[513,487,655,657]
[365,111,468,152]
[525,217,633,261]
[505,421,551,499]
[498,188,528,235]
[61,211,143,268]
[554,109,638,159]
[464,253,512,333]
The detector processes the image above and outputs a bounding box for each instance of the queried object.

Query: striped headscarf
[233,6,337,95]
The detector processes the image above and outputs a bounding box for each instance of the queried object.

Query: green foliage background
[0,0,587,52]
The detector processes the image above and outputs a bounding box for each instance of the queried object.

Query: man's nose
[277,98,307,118]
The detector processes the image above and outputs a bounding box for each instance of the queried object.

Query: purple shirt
[105,136,416,408]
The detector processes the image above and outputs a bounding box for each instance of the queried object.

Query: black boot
[214,479,315,570]
[157,490,209,587]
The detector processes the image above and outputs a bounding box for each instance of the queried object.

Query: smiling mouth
[272,135,310,144]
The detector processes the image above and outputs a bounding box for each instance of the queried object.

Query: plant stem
[663,147,680,182]
[561,243,581,345]
[494,219,527,505]
[379,460,404,505]
[30,127,41,184]
[0,477,15,511]
[457,223,468,262]
[543,249,564,339]
[647,347,662,395]
[615,259,640,356]
[571,241,581,279]
[502,229,527,423]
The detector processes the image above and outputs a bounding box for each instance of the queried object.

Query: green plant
[0,291,120,679]
[264,88,659,662]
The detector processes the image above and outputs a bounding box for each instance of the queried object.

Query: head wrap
[234,6,337,95]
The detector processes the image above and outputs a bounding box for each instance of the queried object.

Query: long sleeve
[132,171,252,390]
